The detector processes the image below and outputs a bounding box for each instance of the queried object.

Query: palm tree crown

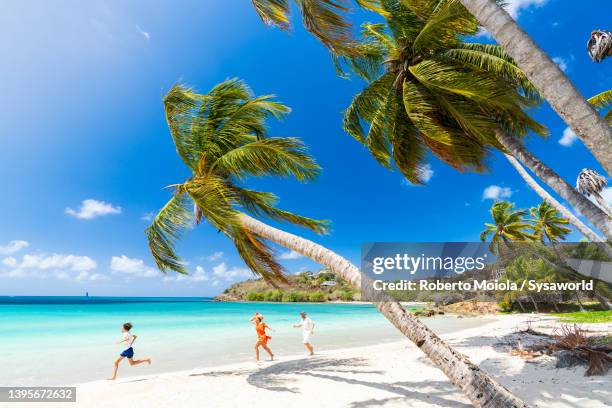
[587,30,612,63]
[530,202,572,243]
[480,201,536,253]
[146,79,329,282]
[339,0,546,184]
[576,168,607,197]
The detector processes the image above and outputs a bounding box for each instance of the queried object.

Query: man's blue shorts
[120,347,134,358]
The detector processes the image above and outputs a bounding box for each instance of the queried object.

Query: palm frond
[343,73,395,142]
[389,95,428,183]
[381,0,424,39]
[185,176,241,234]
[412,0,478,53]
[297,0,359,55]
[145,191,194,274]
[252,0,291,29]
[409,59,521,109]
[233,227,288,284]
[211,138,320,181]
[442,45,540,100]
[231,186,330,233]
[588,90,612,109]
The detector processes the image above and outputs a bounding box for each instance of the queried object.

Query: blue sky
[0,0,610,296]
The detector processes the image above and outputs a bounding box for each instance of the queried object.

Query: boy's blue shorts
[120,347,134,358]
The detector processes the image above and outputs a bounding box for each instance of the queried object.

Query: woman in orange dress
[251,313,274,362]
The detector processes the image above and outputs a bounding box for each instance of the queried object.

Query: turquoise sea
[0,297,486,386]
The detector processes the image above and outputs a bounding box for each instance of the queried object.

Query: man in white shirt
[293,312,315,355]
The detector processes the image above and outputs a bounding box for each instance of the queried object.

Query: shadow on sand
[246,356,471,408]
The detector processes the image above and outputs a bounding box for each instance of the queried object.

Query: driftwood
[550,325,611,376]
[511,324,611,376]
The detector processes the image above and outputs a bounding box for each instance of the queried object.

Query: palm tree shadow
[431,331,612,408]
[246,356,471,407]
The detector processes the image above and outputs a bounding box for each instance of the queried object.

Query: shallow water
[0,297,489,385]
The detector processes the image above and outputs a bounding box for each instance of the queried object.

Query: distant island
[214,269,358,302]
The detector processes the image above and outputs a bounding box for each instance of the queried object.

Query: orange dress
[256,322,272,345]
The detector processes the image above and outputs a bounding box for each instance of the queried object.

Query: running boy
[108,322,151,380]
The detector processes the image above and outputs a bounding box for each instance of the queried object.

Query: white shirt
[122,332,135,351]
[300,317,314,334]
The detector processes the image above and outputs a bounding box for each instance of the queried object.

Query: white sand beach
[28,314,611,408]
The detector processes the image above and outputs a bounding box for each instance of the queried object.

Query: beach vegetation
[552,311,612,324]
[308,292,326,302]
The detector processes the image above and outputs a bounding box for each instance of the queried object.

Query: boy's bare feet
[147,358,152,365]
[107,377,116,381]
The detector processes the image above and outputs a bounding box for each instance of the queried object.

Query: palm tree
[457,0,612,175]
[530,202,572,243]
[338,0,612,240]
[505,155,604,243]
[148,79,528,408]
[577,168,612,217]
[480,201,536,253]
[587,30,612,63]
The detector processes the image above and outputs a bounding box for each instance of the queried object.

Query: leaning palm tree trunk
[504,154,605,243]
[240,213,529,408]
[459,0,612,175]
[593,193,612,218]
[496,130,612,241]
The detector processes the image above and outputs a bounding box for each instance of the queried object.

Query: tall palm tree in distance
[148,79,529,408]
[480,201,536,253]
[458,0,612,175]
[504,155,604,243]
[530,202,572,244]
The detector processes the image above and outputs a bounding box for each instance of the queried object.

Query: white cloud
[212,262,251,281]
[2,257,18,267]
[504,0,548,19]
[421,164,434,183]
[20,254,97,272]
[1,252,99,280]
[76,271,110,281]
[55,271,70,280]
[110,255,157,278]
[0,240,29,255]
[279,250,303,260]
[205,252,224,262]
[66,199,121,220]
[141,212,155,222]
[164,265,210,283]
[136,25,150,40]
[483,185,513,200]
[558,127,578,147]
[552,56,568,72]
[401,164,434,186]
[191,265,209,282]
